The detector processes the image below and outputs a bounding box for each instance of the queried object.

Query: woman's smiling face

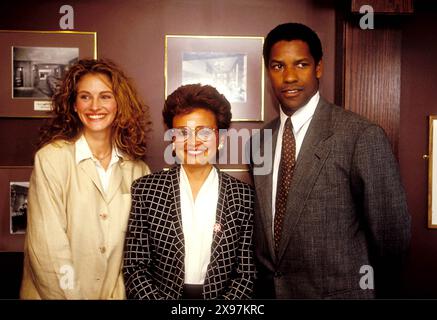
[74,73,117,136]
[172,108,219,167]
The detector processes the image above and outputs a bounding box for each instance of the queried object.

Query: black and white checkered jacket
[123,165,255,299]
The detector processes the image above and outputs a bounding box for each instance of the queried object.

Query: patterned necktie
[274,117,296,255]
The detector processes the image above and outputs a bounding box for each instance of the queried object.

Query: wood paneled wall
[351,0,414,14]
[342,18,402,154]
[337,3,404,156]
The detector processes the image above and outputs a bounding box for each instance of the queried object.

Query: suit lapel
[204,168,228,296]
[253,119,280,260]
[209,168,225,262]
[169,166,185,266]
[277,98,334,262]
[106,161,124,203]
[79,158,127,204]
[79,159,106,199]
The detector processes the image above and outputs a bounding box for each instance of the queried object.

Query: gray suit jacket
[251,98,411,299]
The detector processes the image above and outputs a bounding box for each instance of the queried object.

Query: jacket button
[100,213,108,220]
[99,246,106,254]
[274,271,283,278]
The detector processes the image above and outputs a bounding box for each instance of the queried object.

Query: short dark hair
[263,22,323,67]
[163,84,232,130]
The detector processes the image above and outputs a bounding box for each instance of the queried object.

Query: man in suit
[250,22,411,299]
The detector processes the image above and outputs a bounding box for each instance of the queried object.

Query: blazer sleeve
[123,180,163,299]
[351,125,411,296]
[222,186,256,299]
[25,149,83,299]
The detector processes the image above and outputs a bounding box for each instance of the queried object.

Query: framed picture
[0,166,32,251]
[0,30,97,118]
[10,181,29,235]
[165,35,264,122]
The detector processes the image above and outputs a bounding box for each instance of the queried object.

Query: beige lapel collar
[78,158,127,204]
[79,159,106,199]
[106,161,124,203]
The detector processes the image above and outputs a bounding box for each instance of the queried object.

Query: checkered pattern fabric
[123,165,255,299]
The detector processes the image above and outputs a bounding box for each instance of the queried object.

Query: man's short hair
[263,22,323,67]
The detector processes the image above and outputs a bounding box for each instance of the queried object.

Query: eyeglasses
[172,126,218,142]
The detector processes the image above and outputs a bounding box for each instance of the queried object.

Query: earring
[172,143,176,157]
[218,143,223,150]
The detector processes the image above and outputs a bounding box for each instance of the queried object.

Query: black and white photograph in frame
[182,52,247,103]
[13,46,79,99]
[10,181,29,234]
[165,35,264,122]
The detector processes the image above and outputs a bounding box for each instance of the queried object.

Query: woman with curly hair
[20,58,151,299]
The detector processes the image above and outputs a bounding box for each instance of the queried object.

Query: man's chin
[279,103,302,116]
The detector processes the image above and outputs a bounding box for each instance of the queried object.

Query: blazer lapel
[105,161,124,203]
[169,166,185,265]
[277,98,334,262]
[253,119,280,260]
[209,168,225,262]
[79,159,106,199]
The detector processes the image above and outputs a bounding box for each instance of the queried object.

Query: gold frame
[165,35,264,122]
[0,30,97,118]
[428,116,437,228]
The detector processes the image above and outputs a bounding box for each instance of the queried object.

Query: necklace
[92,150,112,161]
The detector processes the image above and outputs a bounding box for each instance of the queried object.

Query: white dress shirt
[272,91,320,226]
[75,135,121,194]
[180,165,219,284]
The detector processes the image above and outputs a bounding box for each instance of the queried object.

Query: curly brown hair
[38,58,151,160]
[162,84,232,130]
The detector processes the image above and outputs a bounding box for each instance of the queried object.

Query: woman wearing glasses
[123,84,255,299]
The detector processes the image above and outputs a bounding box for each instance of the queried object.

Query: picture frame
[10,181,29,235]
[0,30,97,118]
[0,166,32,252]
[428,116,437,228]
[165,35,264,122]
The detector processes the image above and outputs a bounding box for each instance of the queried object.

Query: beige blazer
[20,140,150,299]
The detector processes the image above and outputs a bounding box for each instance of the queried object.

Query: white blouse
[179,165,219,284]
